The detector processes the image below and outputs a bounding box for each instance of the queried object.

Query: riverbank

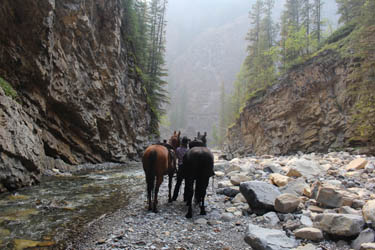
[68,151,375,250]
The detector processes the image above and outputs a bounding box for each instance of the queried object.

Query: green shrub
[325,22,357,45]
[0,77,17,99]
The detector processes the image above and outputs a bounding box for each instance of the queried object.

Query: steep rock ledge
[0,0,152,192]
[226,50,358,157]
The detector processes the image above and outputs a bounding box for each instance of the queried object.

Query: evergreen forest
[215,0,375,147]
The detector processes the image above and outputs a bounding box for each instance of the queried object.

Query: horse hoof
[200,211,206,215]
[185,213,192,219]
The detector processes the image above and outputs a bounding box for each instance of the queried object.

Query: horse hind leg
[153,175,163,213]
[168,173,173,203]
[185,177,194,218]
[197,177,209,215]
[145,173,155,211]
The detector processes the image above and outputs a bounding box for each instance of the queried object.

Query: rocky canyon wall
[226,50,359,157]
[0,0,152,192]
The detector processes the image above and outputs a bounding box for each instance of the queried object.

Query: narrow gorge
[0,0,152,192]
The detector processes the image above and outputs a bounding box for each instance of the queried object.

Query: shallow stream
[0,163,144,250]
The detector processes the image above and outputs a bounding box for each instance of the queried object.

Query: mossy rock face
[0,77,17,99]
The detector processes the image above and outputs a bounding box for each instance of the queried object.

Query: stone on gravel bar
[244,224,298,250]
[294,227,323,241]
[216,187,240,197]
[346,158,368,171]
[313,213,365,237]
[280,178,309,197]
[275,193,300,213]
[286,159,325,179]
[362,200,375,225]
[269,173,290,187]
[292,243,318,250]
[351,228,375,250]
[230,174,251,186]
[240,181,281,214]
[316,184,357,208]
[360,242,375,250]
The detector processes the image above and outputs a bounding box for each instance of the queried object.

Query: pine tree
[312,0,323,43]
[336,0,366,24]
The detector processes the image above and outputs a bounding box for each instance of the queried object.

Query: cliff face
[226,50,357,157]
[0,0,152,192]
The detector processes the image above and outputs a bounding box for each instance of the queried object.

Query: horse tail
[146,150,157,193]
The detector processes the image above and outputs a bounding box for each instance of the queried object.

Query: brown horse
[142,144,176,212]
[169,131,181,150]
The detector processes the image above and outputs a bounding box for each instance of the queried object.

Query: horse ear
[174,131,176,135]
[178,131,181,136]
[197,132,200,136]
[204,132,207,137]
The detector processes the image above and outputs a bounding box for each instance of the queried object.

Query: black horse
[182,146,214,218]
[189,131,207,148]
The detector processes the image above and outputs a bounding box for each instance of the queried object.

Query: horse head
[169,131,181,150]
[197,131,207,147]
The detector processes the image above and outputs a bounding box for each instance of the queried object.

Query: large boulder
[286,159,326,179]
[240,181,281,214]
[244,224,298,250]
[313,213,365,237]
[316,184,357,208]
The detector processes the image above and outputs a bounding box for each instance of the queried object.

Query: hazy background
[163,0,339,144]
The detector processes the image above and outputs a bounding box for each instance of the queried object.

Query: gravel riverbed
[69,166,251,250]
[67,151,375,250]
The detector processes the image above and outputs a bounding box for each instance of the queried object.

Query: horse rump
[183,147,214,218]
[142,144,176,213]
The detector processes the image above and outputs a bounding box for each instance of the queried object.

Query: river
[0,162,144,250]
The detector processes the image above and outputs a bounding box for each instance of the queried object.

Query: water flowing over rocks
[0,0,152,192]
[72,150,375,250]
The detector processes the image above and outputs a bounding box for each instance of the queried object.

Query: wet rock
[244,224,298,250]
[294,227,323,241]
[240,181,281,214]
[313,213,365,237]
[275,193,300,213]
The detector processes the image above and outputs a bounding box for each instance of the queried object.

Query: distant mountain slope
[166,15,248,139]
